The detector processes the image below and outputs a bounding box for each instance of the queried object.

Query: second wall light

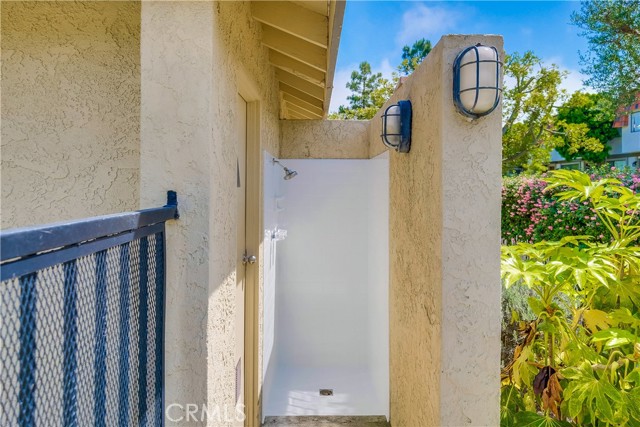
[380,100,412,153]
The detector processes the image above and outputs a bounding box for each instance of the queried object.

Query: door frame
[237,69,261,427]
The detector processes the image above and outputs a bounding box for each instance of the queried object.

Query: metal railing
[0,192,178,427]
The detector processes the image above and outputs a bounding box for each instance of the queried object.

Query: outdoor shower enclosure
[261,154,390,420]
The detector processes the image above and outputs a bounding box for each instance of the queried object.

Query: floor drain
[319,389,333,396]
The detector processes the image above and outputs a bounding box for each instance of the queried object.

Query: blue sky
[330,1,590,112]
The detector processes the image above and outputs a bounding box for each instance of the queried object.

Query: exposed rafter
[280,82,324,110]
[252,1,327,48]
[282,93,324,116]
[261,26,326,71]
[276,69,324,101]
[251,0,345,120]
[285,102,320,119]
[269,51,325,86]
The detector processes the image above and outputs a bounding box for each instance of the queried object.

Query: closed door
[235,93,247,423]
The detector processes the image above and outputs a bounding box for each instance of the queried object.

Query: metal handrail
[0,191,177,427]
[0,191,178,281]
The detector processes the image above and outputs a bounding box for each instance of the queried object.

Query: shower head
[273,158,298,180]
[283,167,298,180]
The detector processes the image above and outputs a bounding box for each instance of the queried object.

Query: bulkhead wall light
[453,44,502,118]
[380,100,412,153]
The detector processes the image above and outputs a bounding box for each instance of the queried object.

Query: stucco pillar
[371,35,503,426]
[140,2,214,425]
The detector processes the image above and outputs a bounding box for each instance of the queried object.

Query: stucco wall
[140,2,280,425]
[1,1,140,229]
[367,35,503,426]
[280,120,369,159]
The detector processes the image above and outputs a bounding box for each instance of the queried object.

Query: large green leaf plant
[501,170,640,426]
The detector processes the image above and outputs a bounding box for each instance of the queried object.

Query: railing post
[154,233,165,426]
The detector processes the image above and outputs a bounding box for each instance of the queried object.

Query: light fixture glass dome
[453,44,502,118]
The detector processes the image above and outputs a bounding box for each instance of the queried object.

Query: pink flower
[548,226,553,230]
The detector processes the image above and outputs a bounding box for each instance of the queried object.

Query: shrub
[502,167,640,243]
[501,170,640,427]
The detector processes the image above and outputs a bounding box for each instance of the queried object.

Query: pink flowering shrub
[502,167,640,243]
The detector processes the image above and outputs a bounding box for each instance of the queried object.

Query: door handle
[242,253,257,265]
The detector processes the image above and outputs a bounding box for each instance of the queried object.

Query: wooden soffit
[251,0,345,120]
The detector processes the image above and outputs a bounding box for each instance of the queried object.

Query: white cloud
[329,59,397,113]
[395,3,461,46]
[329,65,357,112]
[560,69,593,94]
[378,58,395,79]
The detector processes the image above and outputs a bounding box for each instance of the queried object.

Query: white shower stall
[261,153,389,420]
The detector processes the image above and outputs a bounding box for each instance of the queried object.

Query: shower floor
[263,365,388,419]
[262,416,390,427]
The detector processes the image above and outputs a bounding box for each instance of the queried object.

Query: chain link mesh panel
[0,232,165,427]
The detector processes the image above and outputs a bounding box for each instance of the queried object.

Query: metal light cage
[453,44,502,118]
[380,100,412,153]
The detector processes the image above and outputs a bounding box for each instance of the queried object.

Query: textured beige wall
[140,2,280,425]
[1,1,140,229]
[438,36,502,426]
[280,120,369,159]
[367,35,503,426]
[210,3,280,423]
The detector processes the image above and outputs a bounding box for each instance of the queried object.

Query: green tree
[572,0,640,105]
[346,61,384,109]
[502,52,567,174]
[398,38,432,75]
[555,92,619,164]
[329,61,393,120]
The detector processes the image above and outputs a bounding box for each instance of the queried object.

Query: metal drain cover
[319,389,333,396]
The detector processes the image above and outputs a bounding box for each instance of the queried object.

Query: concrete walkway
[263,416,390,427]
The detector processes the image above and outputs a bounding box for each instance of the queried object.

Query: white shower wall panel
[265,156,389,418]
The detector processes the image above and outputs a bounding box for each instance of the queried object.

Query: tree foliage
[572,0,640,105]
[501,54,615,173]
[330,38,432,120]
[398,38,431,75]
[502,52,567,174]
[345,61,383,110]
[501,170,640,427]
[555,92,619,164]
[329,61,394,120]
